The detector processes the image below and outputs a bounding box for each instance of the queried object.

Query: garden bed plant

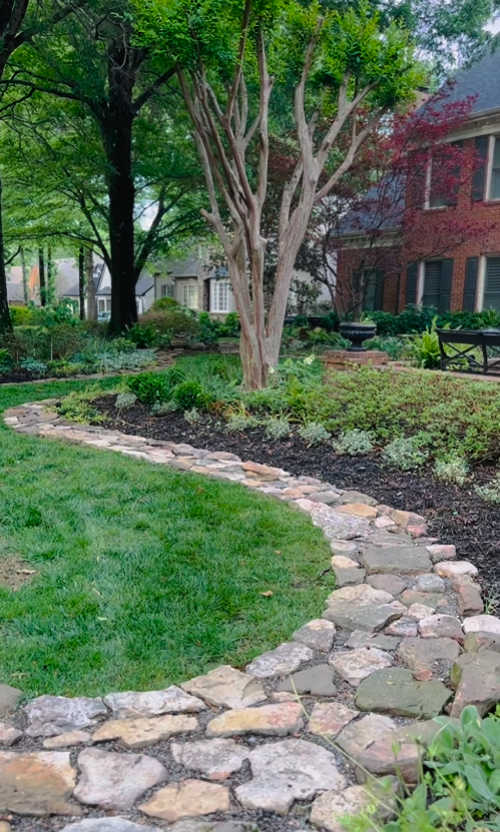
[65,353,500,593]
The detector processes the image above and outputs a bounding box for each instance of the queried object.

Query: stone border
[1,400,499,832]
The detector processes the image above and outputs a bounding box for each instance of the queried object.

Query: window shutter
[374,270,385,310]
[472,136,489,201]
[463,257,478,312]
[438,259,453,312]
[406,262,418,306]
[484,257,500,311]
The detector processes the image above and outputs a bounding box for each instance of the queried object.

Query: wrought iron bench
[437,328,500,375]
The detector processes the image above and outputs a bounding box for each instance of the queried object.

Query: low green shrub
[57,389,104,424]
[20,357,48,377]
[150,296,180,310]
[115,391,138,411]
[333,429,374,455]
[225,405,259,432]
[365,336,407,360]
[475,472,500,504]
[184,407,201,424]
[407,319,441,369]
[151,399,178,415]
[383,434,430,470]
[173,379,212,410]
[433,455,469,485]
[9,306,33,325]
[128,372,171,405]
[264,415,291,440]
[298,421,331,446]
[126,323,158,348]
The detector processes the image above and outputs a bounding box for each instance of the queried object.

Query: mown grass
[0,375,332,697]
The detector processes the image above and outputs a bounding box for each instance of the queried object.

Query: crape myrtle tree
[135,0,424,389]
[293,88,496,317]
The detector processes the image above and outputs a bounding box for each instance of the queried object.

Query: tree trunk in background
[0,179,12,332]
[85,248,97,322]
[78,246,85,320]
[20,247,29,304]
[47,245,54,305]
[38,247,46,306]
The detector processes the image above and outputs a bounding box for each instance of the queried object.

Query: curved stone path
[2,400,500,832]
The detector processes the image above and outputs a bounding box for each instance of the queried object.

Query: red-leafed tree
[288,87,496,318]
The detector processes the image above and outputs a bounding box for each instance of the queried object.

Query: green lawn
[0,377,331,697]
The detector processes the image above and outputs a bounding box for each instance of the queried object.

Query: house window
[362,270,384,311]
[181,283,198,309]
[211,280,231,313]
[420,260,452,311]
[488,137,500,200]
[161,284,168,297]
[484,257,500,311]
[427,143,461,208]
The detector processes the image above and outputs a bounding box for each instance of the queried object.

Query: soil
[0,555,36,591]
[92,395,500,598]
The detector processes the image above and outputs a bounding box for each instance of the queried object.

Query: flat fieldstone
[397,637,460,673]
[414,574,446,593]
[336,715,422,781]
[74,748,166,810]
[60,821,161,832]
[246,642,313,678]
[434,561,478,578]
[426,544,456,562]
[355,668,452,717]
[419,615,463,641]
[323,600,403,633]
[450,650,500,716]
[390,509,425,528]
[385,617,418,638]
[453,581,483,616]
[235,738,345,814]
[171,739,248,780]
[0,722,21,747]
[297,500,370,540]
[43,731,91,749]
[330,648,393,686]
[361,545,431,575]
[330,540,359,556]
[326,584,393,605]
[92,714,198,747]
[24,695,107,737]
[0,685,22,718]
[337,490,377,506]
[181,666,266,708]
[407,603,436,620]
[336,503,377,519]
[333,566,366,587]
[366,574,407,595]
[310,783,395,832]
[168,824,253,832]
[292,619,336,652]
[400,590,443,609]
[206,702,303,737]
[103,686,206,718]
[140,779,230,822]
[462,615,500,636]
[346,631,400,651]
[463,632,500,653]
[0,751,79,815]
[307,702,358,737]
[275,665,337,696]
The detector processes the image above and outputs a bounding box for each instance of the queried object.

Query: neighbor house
[336,49,500,316]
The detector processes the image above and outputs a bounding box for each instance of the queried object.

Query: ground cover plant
[0,376,332,697]
[345,706,500,832]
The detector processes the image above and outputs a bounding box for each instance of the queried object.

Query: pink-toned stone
[452,580,483,616]
[93,714,198,747]
[171,738,248,780]
[385,617,418,637]
[337,503,377,519]
[140,779,230,821]
[462,615,500,636]
[43,731,90,749]
[206,702,303,737]
[375,515,396,529]
[426,544,456,562]
[331,555,359,569]
[418,615,463,641]
[434,561,478,579]
[330,648,393,687]
[0,751,79,815]
[307,702,358,737]
[0,723,21,747]
[390,509,425,528]
[407,603,436,620]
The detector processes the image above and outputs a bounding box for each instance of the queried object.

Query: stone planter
[339,322,377,352]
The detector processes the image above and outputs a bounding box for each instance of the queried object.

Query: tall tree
[136,0,423,388]
[7,1,188,330]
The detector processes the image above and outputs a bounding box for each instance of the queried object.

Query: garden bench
[437,328,500,375]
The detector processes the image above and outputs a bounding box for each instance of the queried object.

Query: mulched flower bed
[93,395,500,596]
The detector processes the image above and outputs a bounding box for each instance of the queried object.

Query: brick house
[336,50,500,317]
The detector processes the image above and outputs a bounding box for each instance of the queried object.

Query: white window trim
[477,255,486,311]
[486,134,500,201]
[424,149,453,211]
[211,279,231,314]
[416,261,425,305]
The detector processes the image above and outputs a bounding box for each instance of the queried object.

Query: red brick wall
[338,136,500,313]
[336,246,402,314]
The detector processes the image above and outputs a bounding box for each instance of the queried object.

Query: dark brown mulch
[92,395,500,596]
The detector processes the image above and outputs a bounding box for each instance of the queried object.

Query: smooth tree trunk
[78,246,85,320]
[85,248,97,321]
[38,247,46,306]
[0,179,12,332]
[20,246,29,304]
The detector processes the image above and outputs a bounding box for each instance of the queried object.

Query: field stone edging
[1,400,499,831]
